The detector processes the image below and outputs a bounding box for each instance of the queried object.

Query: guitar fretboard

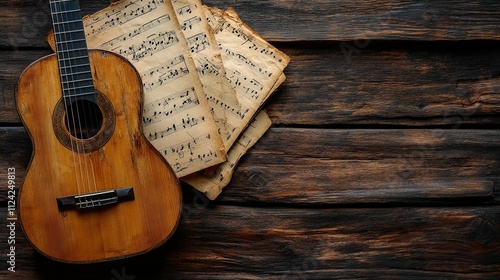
[49,0,95,101]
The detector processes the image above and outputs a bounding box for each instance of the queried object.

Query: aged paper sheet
[77,0,226,177]
[180,7,289,199]
[171,0,241,151]
[204,6,290,146]
[182,110,272,200]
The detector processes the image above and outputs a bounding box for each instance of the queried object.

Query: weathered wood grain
[1,1,499,278]
[1,206,499,279]
[203,0,500,41]
[2,0,500,49]
[270,45,500,127]
[221,127,500,205]
[2,47,499,126]
[2,127,498,205]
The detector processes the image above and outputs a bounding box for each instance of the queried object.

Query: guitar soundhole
[53,91,115,153]
[64,99,103,140]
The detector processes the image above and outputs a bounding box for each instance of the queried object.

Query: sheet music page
[181,71,284,199]
[182,110,272,200]
[204,6,290,146]
[75,0,226,177]
[171,0,241,151]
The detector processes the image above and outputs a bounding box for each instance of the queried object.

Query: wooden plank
[1,47,499,126]
[203,0,500,41]
[2,0,500,48]
[1,205,499,279]
[220,128,500,205]
[1,127,498,205]
[268,46,500,127]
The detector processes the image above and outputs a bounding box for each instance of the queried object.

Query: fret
[54,29,85,35]
[56,39,87,45]
[59,63,90,70]
[51,9,81,15]
[58,55,90,61]
[51,12,81,19]
[60,71,92,77]
[56,50,89,60]
[55,47,87,52]
[58,60,89,67]
[53,15,81,21]
[61,79,94,89]
[63,85,95,92]
[61,78,93,84]
[58,64,90,71]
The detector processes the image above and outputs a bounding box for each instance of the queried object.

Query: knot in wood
[469,216,500,246]
[246,170,272,188]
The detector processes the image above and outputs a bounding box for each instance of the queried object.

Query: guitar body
[16,49,182,263]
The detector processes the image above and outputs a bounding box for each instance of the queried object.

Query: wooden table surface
[1,0,500,279]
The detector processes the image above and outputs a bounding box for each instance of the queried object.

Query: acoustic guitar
[16,0,182,263]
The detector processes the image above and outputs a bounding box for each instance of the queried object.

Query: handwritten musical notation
[176,4,197,16]
[182,111,272,200]
[204,6,289,149]
[81,0,226,177]
[99,15,171,50]
[157,133,218,174]
[172,0,241,151]
[142,57,189,92]
[85,0,166,36]
[142,86,199,126]
[147,114,206,142]
[226,69,265,100]
[181,16,202,31]
[118,31,179,61]
[206,94,249,121]
[187,33,209,53]
[196,58,220,76]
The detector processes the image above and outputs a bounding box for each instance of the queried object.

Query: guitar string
[51,0,83,201]
[68,0,100,199]
[52,0,97,205]
[68,0,100,201]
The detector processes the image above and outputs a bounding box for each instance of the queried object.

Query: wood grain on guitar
[15,0,182,263]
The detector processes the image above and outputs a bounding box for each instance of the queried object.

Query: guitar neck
[49,0,95,102]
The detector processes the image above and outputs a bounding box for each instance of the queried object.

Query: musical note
[159,133,219,173]
[176,4,197,16]
[226,69,265,101]
[85,0,166,36]
[187,33,209,53]
[142,59,189,92]
[141,55,184,78]
[207,95,250,120]
[100,15,171,49]
[196,59,220,76]
[147,114,206,142]
[118,31,179,61]
[142,87,199,126]
[181,16,202,31]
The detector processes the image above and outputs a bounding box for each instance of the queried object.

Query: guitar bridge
[56,187,134,211]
